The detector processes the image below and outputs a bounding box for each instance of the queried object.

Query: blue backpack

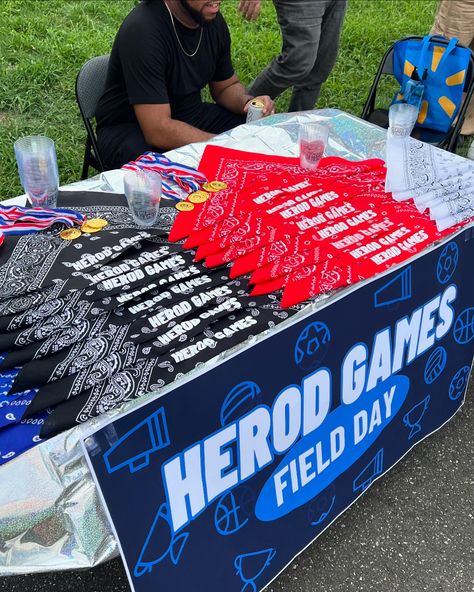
[392,35,471,133]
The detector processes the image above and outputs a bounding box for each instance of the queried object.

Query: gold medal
[202,183,218,192]
[188,191,210,204]
[202,181,227,192]
[84,217,108,229]
[59,228,82,240]
[209,180,227,191]
[175,201,195,212]
[81,222,101,233]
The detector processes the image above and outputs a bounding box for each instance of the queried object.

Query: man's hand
[244,95,275,117]
[238,0,261,21]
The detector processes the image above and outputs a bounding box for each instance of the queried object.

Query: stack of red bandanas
[169,146,455,307]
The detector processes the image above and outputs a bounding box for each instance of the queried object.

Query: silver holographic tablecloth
[0,110,389,574]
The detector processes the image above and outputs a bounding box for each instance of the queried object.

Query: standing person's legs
[289,0,347,112]
[248,0,328,111]
[430,0,474,135]
[430,0,474,47]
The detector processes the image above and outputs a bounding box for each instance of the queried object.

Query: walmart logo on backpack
[393,35,471,132]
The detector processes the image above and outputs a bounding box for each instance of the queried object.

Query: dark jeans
[248,0,347,112]
[97,103,246,170]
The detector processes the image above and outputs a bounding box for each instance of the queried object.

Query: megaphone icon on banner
[103,408,170,474]
[352,448,384,493]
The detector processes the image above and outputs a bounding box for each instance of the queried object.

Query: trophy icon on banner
[234,548,276,592]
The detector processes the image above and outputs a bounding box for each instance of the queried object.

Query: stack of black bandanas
[0,192,304,464]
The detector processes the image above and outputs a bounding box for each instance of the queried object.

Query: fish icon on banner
[403,395,431,439]
[134,502,189,578]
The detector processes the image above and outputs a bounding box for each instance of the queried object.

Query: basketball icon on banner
[453,308,474,344]
[214,487,256,536]
[436,242,458,284]
[294,321,331,370]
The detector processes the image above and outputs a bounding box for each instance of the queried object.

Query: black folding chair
[75,54,110,179]
[361,36,474,153]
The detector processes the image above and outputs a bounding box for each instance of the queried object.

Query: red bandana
[169,146,462,307]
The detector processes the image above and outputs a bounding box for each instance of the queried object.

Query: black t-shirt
[96,0,235,129]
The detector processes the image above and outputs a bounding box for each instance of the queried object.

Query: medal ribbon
[0,204,84,235]
[122,152,208,200]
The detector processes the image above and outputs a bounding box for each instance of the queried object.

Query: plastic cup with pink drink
[298,123,329,171]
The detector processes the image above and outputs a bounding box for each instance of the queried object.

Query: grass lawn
[0,0,438,200]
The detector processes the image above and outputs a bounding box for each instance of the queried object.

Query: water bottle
[404,67,425,111]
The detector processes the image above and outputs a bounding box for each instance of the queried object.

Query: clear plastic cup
[123,170,162,227]
[13,136,59,208]
[298,123,329,170]
[388,103,419,138]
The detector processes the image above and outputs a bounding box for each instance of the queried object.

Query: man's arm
[238,0,261,21]
[210,74,274,116]
[133,103,214,151]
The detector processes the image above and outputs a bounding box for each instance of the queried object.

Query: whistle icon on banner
[103,408,170,474]
[352,448,384,493]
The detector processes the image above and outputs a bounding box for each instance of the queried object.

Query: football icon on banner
[294,321,331,370]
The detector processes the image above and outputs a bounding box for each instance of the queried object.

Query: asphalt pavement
[2,381,473,592]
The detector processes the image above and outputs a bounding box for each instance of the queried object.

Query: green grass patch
[0,0,438,200]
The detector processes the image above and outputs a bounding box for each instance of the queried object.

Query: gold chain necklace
[164,1,203,58]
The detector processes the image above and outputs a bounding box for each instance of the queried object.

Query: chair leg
[448,135,459,153]
[80,159,89,180]
[80,139,92,180]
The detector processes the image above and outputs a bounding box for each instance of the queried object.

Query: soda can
[246,99,265,123]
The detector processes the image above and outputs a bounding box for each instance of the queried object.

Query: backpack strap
[418,35,460,78]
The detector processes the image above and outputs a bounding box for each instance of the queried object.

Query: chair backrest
[75,54,110,120]
[361,36,474,151]
[380,49,394,75]
[376,35,474,88]
[75,55,110,177]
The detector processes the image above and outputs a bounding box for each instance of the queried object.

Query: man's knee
[274,50,316,85]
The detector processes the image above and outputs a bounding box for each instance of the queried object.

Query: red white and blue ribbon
[0,205,84,236]
[122,152,208,201]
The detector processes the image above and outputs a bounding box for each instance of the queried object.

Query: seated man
[96,0,273,170]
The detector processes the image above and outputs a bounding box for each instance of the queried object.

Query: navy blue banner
[85,229,474,592]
